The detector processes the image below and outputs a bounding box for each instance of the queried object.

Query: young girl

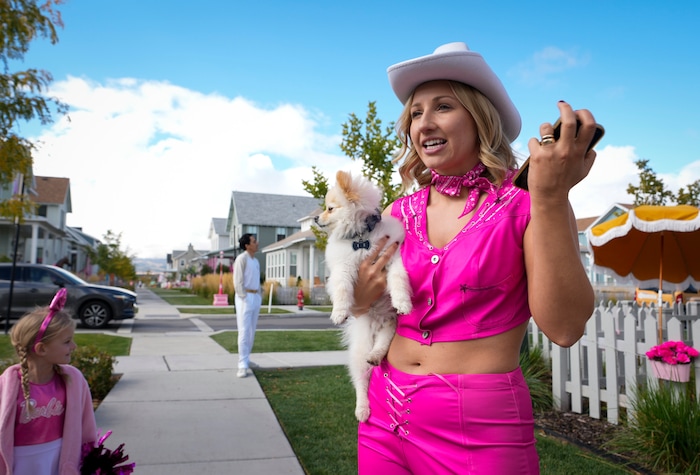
[0,288,97,475]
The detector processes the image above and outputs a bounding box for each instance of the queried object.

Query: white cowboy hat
[387,42,521,141]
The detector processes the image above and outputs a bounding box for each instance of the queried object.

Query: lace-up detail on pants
[383,371,415,437]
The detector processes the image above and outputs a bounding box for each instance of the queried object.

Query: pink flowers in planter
[646,341,699,365]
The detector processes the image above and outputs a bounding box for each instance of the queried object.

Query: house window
[244,225,258,237]
[37,205,47,217]
[267,251,285,280]
[276,227,287,241]
[290,252,297,279]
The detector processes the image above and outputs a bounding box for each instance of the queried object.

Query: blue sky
[21,0,700,259]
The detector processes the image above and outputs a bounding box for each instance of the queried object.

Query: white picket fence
[528,301,700,424]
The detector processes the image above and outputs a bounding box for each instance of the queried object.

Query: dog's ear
[336,170,360,203]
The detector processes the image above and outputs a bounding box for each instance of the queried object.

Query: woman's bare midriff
[386,322,528,375]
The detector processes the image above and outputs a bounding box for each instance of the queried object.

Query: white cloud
[569,145,640,217]
[32,77,353,258]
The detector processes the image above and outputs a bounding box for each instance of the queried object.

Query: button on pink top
[390,171,531,345]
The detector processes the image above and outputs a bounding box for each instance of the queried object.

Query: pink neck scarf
[430,162,495,218]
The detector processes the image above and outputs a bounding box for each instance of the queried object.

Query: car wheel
[79,300,112,329]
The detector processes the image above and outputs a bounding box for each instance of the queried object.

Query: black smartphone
[513,119,605,191]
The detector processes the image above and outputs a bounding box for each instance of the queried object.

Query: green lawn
[210,329,344,353]
[0,333,131,362]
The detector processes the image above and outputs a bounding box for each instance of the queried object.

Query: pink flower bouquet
[646,340,699,365]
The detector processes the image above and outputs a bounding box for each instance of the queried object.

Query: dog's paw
[330,309,349,325]
[355,404,371,423]
[393,297,413,315]
[366,355,382,367]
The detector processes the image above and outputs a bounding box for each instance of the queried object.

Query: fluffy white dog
[315,170,412,422]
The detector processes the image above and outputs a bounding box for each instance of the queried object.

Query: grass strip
[210,329,344,353]
[0,333,131,361]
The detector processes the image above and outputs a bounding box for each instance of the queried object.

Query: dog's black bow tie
[353,240,370,251]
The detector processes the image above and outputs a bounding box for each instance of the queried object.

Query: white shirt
[233,252,260,296]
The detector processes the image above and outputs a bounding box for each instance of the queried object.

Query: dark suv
[0,263,137,329]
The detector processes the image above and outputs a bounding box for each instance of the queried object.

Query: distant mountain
[133,257,168,274]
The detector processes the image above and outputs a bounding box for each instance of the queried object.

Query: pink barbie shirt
[391,170,531,345]
[15,372,66,446]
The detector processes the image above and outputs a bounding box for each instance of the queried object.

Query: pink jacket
[0,364,97,475]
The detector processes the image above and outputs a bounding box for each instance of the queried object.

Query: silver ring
[540,134,555,145]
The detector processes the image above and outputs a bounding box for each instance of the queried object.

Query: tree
[627,159,700,207]
[301,166,330,250]
[676,179,700,207]
[626,159,674,206]
[340,101,402,209]
[89,230,136,284]
[301,165,329,207]
[0,0,66,221]
[303,102,401,250]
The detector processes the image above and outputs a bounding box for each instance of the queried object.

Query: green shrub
[521,344,553,412]
[71,344,116,401]
[608,382,700,474]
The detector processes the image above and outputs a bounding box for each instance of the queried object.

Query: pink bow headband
[33,288,68,352]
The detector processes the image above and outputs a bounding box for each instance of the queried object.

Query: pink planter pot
[650,360,691,382]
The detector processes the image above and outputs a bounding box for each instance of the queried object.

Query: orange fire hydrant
[297,288,304,310]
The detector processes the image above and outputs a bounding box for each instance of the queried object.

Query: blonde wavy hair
[10,307,75,415]
[393,80,517,193]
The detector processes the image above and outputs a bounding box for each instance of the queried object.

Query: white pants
[234,292,261,369]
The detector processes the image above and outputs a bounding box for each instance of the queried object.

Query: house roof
[32,176,72,211]
[211,218,228,235]
[262,229,316,253]
[229,191,319,228]
[171,249,209,259]
[576,216,598,232]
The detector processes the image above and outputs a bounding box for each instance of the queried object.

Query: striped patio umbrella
[587,205,700,344]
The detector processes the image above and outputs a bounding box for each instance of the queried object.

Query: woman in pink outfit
[0,289,97,475]
[352,42,598,474]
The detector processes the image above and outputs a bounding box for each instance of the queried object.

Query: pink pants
[357,360,539,474]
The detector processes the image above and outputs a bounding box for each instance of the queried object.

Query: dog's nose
[314,216,320,223]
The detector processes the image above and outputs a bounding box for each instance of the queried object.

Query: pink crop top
[390,170,531,345]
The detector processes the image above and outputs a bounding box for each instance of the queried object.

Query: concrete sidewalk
[94,288,346,475]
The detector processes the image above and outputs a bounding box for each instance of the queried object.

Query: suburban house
[166,243,209,281]
[208,218,229,253]
[225,191,319,273]
[198,217,233,271]
[0,175,99,277]
[261,207,325,287]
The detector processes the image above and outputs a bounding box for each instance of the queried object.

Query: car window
[29,267,56,284]
[0,266,23,281]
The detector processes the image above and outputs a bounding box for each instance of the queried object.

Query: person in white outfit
[233,233,262,378]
